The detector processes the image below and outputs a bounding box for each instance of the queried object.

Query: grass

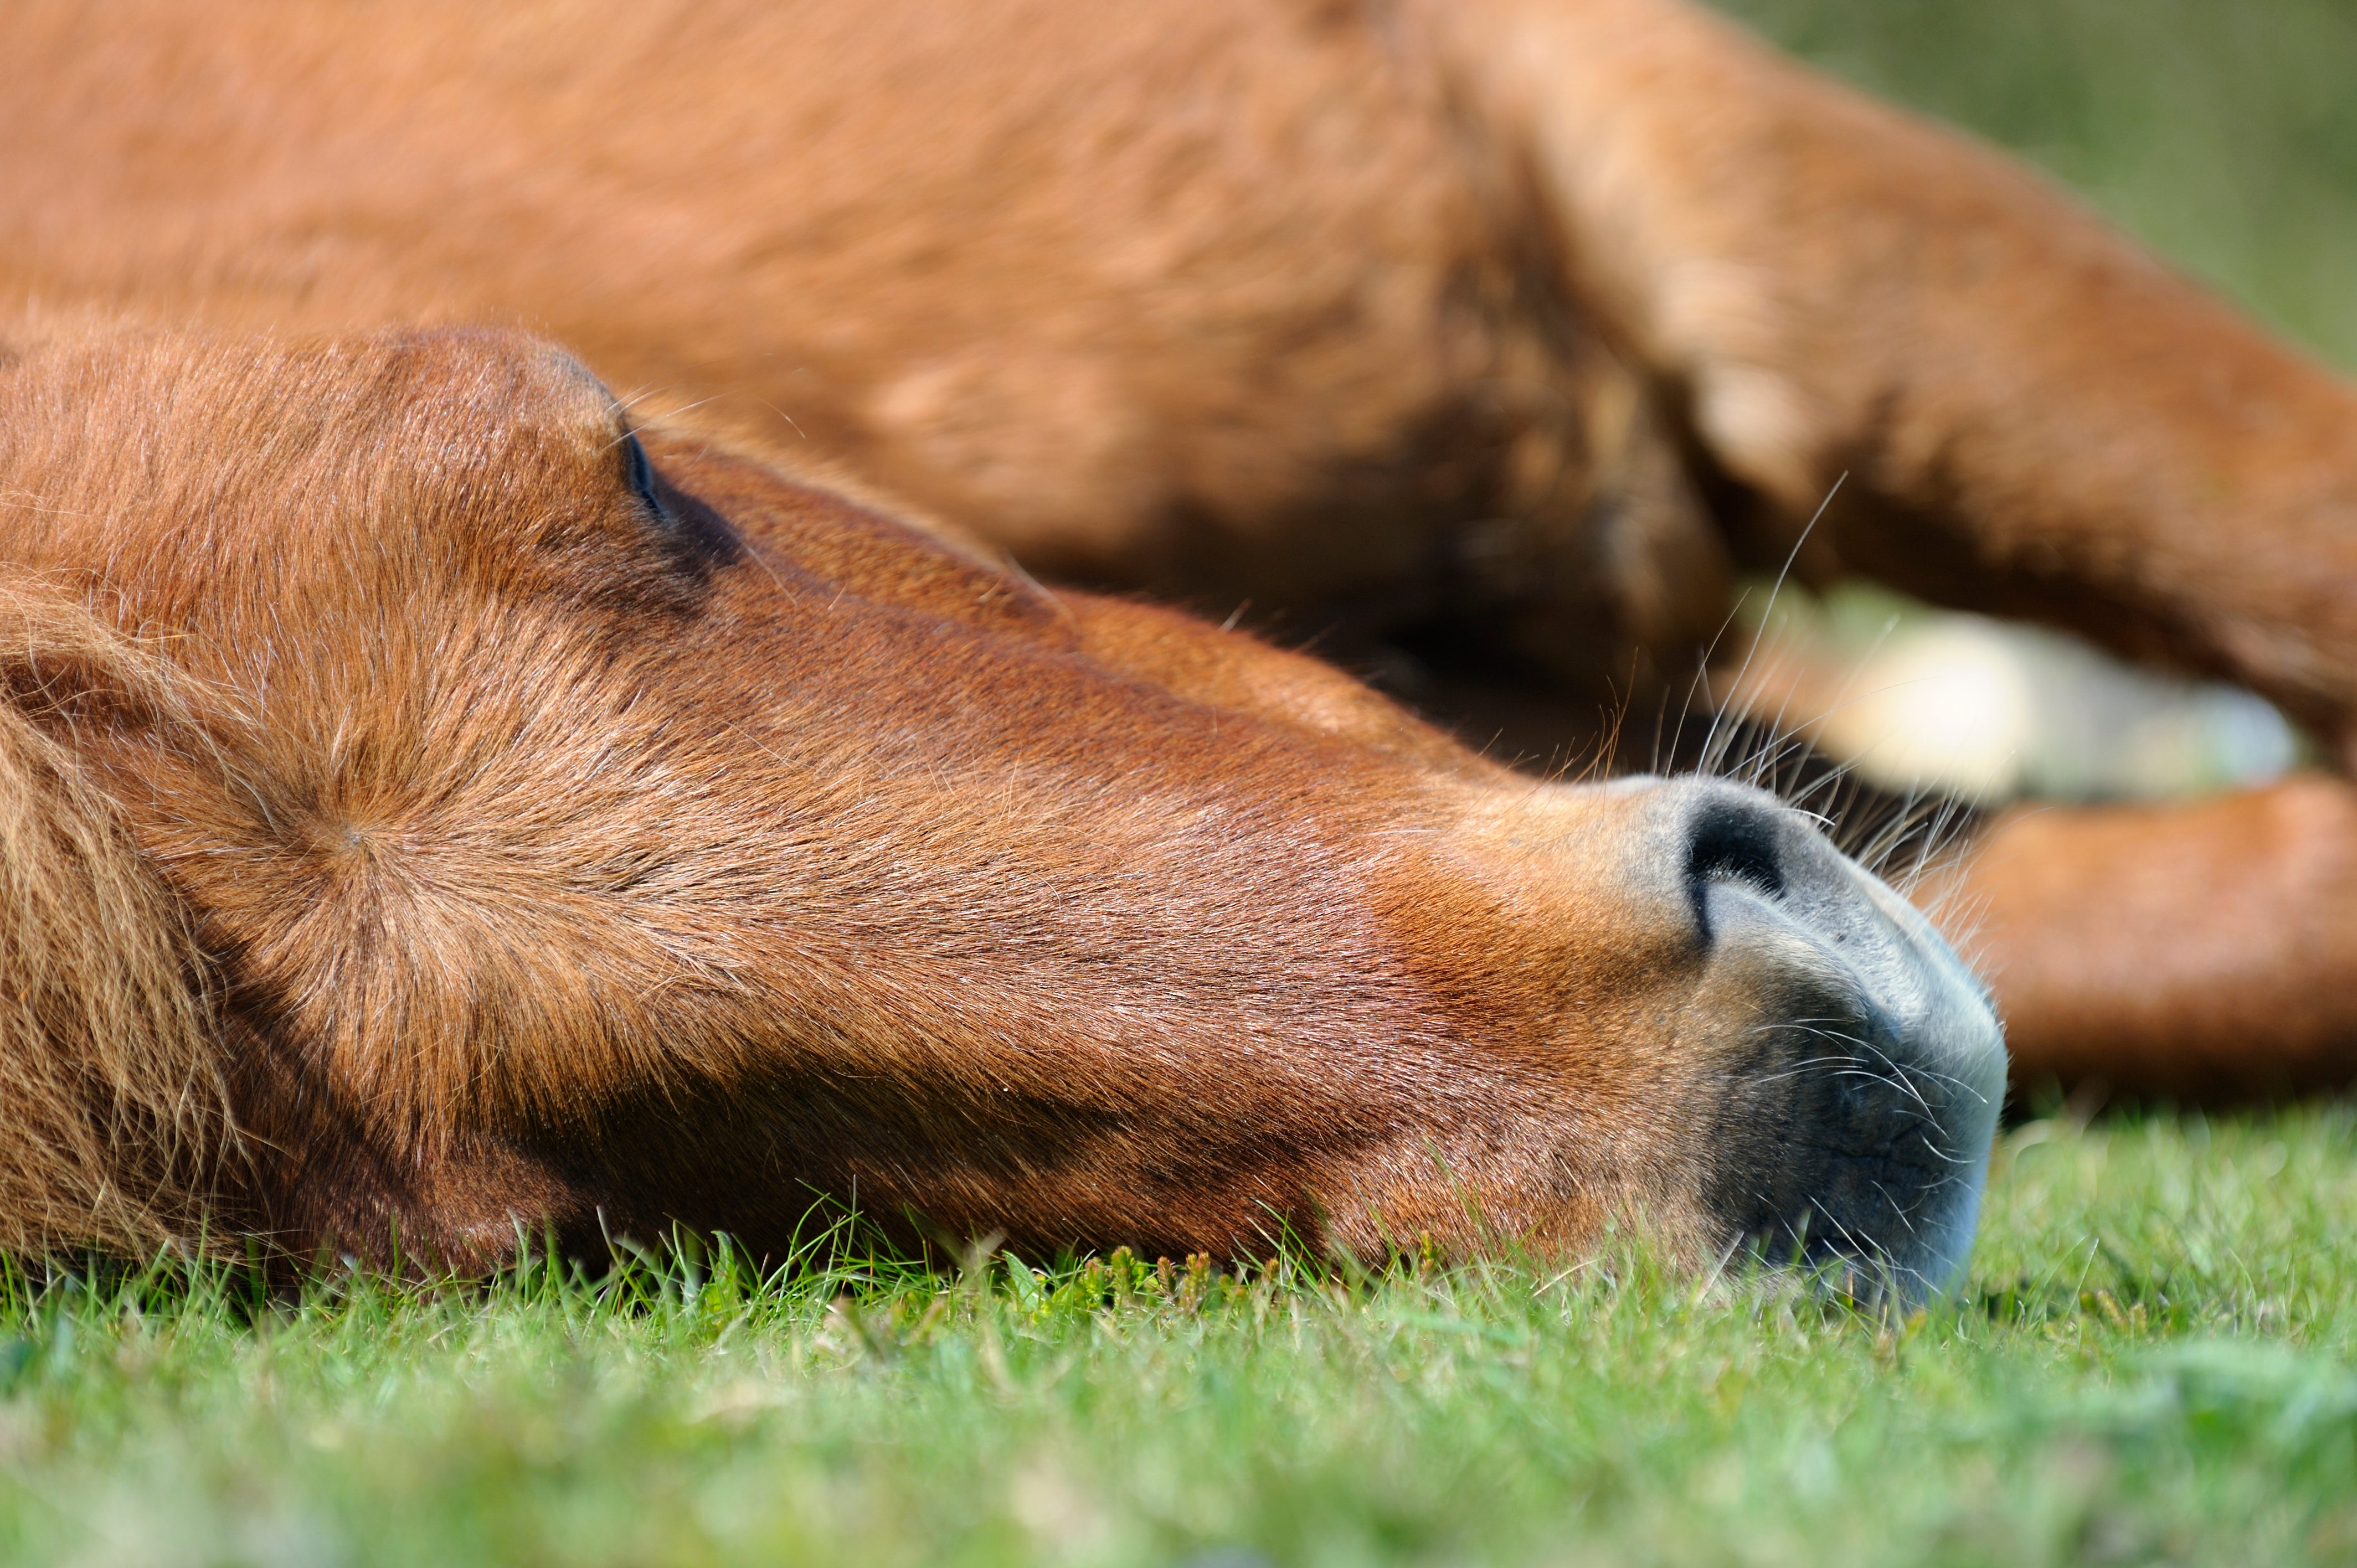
[0,1107,2349,1566]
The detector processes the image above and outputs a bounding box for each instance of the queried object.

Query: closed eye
[622,430,671,525]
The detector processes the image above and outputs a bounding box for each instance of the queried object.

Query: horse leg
[1430,0,2357,758]
[1915,778,2357,1100]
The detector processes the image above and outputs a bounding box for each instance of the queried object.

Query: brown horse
[5,0,2351,1098]
[0,326,2002,1293]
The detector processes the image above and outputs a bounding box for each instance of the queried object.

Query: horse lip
[1701,843,2007,1303]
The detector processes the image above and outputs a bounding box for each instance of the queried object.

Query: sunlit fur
[0,328,2001,1291]
[0,578,232,1253]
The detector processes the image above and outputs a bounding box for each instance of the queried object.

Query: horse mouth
[1670,782,2007,1301]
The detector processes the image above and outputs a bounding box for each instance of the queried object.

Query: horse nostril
[1685,796,1789,941]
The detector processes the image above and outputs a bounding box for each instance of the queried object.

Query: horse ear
[0,575,234,1255]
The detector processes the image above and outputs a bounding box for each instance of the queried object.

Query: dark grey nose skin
[1654,778,2007,1301]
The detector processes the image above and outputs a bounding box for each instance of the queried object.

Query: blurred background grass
[1712,0,2357,371]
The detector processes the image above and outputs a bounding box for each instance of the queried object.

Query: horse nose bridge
[1482,775,1924,974]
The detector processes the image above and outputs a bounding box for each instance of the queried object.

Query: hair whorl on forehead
[0,571,233,1255]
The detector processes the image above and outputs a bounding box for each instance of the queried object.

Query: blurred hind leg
[1925,777,2357,1102]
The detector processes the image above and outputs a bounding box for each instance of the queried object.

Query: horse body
[14,0,2357,724]
[3,0,1731,689]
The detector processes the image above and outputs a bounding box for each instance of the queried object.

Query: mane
[0,568,235,1253]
